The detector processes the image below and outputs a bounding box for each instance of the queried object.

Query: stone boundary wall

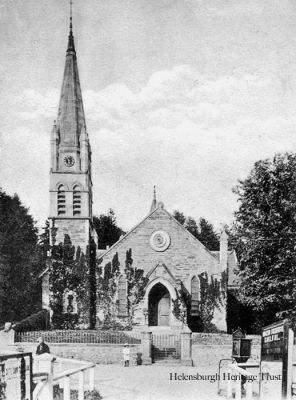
[192,332,261,346]
[12,333,261,367]
[14,342,142,365]
[192,334,261,369]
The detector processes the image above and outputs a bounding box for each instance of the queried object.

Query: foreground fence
[226,362,260,400]
[0,352,33,400]
[34,355,96,400]
[15,330,141,344]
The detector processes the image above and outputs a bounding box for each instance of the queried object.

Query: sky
[1,0,296,232]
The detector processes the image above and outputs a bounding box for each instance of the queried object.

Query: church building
[42,12,238,333]
[96,193,234,332]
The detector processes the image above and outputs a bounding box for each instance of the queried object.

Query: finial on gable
[150,185,157,213]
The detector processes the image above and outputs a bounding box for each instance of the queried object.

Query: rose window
[149,230,170,252]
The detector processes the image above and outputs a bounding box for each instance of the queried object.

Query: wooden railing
[33,355,96,400]
[226,363,259,400]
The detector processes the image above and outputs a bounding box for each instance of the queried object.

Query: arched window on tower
[73,185,81,216]
[191,276,201,316]
[57,184,66,215]
[117,275,128,317]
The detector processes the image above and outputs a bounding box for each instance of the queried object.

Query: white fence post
[246,380,252,400]
[63,376,70,400]
[235,373,241,400]
[89,366,95,390]
[78,370,84,400]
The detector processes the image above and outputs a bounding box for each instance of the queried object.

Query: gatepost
[141,331,152,365]
[0,324,15,349]
[260,319,294,400]
[181,331,193,366]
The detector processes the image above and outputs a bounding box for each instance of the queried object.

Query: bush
[14,309,49,332]
[84,390,103,400]
[53,386,102,400]
[51,313,79,330]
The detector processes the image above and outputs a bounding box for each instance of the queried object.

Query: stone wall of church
[100,208,220,289]
[52,218,90,251]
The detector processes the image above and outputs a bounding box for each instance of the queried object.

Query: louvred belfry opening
[57,185,66,215]
[73,185,81,215]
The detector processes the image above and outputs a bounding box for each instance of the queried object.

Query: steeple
[56,0,86,149]
[150,186,157,212]
[49,0,96,252]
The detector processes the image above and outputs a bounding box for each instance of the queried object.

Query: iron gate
[152,333,181,362]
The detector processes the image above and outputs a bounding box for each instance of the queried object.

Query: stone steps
[152,359,181,365]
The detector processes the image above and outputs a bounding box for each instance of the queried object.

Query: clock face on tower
[64,155,75,167]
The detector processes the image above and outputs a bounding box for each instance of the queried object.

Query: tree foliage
[0,189,42,323]
[93,209,124,249]
[232,153,296,328]
[172,210,220,250]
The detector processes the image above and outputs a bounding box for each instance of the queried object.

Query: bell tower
[49,6,96,251]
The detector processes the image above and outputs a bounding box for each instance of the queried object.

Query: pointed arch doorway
[148,283,170,326]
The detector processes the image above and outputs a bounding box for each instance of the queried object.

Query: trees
[232,152,296,328]
[93,209,124,249]
[172,211,220,250]
[0,189,42,323]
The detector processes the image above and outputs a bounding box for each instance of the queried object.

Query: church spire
[150,186,157,212]
[56,0,86,149]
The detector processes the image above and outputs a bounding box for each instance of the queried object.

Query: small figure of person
[36,336,50,355]
[122,343,130,367]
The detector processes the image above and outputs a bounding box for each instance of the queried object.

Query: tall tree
[232,152,296,328]
[0,189,42,323]
[93,209,124,249]
[173,210,220,250]
[38,220,50,266]
[172,210,186,225]
[197,217,220,250]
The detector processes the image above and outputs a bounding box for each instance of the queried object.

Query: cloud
[15,89,59,120]
[6,65,296,229]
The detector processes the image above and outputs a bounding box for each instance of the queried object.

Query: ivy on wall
[96,253,122,329]
[49,236,91,329]
[172,270,228,332]
[125,249,149,321]
[172,281,190,325]
[96,249,148,329]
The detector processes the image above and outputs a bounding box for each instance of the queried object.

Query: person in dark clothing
[36,337,50,355]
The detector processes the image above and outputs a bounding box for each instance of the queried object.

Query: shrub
[53,387,102,400]
[84,390,103,400]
